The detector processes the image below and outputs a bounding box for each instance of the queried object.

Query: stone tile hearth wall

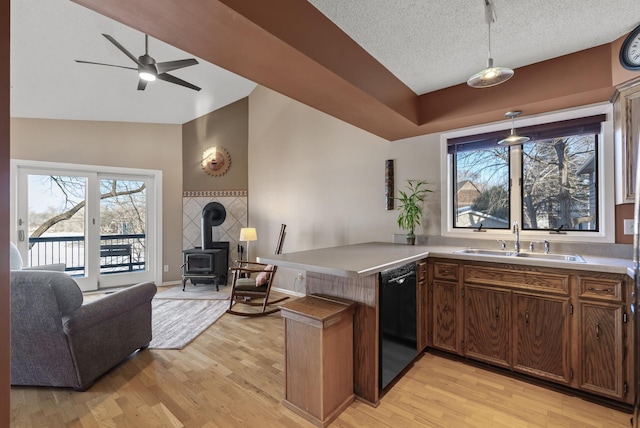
[183,190,248,275]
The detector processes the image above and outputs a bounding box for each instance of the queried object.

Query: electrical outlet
[296,273,304,281]
[624,219,634,235]
[163,264,169,272]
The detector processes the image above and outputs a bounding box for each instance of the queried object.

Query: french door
[11,160,162,291]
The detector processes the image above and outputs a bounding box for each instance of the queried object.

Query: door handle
[18,230,25,242]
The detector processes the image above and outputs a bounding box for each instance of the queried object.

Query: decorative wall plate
[201,147,231,176]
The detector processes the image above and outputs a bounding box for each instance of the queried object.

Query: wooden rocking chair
[226,224,290,316]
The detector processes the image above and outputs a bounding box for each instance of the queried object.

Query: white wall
[248,86,442,291]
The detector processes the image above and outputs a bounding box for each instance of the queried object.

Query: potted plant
[396,180,431,245]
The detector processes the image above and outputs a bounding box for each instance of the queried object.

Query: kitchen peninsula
[261,241,636,407]
[260,242,430,405]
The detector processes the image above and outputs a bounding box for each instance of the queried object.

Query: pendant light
[467,0,514,88]
[498,111,530,146]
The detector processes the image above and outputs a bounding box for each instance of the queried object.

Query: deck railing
[28,234,146,275]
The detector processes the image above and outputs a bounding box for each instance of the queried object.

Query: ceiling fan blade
[156,72,201,91]
[155,58,199,74]
[137,79,148,91]
[102,34,143,67]
[75,60,137,71]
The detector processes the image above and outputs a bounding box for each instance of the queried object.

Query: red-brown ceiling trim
[72,0,629,141]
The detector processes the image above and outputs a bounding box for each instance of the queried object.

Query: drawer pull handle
[495,306,500,321]
[596,323,600,340]
[525,310,529,326]
[439,269,454,276]
[587,287,613,293]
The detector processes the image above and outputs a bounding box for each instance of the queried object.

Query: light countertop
[258,242,634,278]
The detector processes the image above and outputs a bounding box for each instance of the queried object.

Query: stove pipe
[201,202,226,249]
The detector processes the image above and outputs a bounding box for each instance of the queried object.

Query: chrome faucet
[512,221,520,253]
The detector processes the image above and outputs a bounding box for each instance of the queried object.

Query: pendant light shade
[467,0,514,88]
[498,111,530,146]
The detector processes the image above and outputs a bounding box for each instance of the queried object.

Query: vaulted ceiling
[13,0,640,139]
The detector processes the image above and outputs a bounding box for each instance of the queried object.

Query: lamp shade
[239,227,257,242]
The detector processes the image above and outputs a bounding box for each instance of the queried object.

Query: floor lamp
[239,227,257,263]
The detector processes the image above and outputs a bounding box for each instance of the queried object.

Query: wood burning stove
[181,202,230,291]
[182,242,229,291]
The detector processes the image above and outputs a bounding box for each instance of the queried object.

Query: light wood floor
[11,290,632,427]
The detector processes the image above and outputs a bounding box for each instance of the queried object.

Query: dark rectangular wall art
[385,159,394,210]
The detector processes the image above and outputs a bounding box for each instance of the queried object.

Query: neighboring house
[456,180,481,207]
[455,206,510,229]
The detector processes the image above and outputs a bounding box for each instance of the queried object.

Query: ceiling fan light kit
[498,111,530,146]
[76,34,201,91]
[467,0,514,88]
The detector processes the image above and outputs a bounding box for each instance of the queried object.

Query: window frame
[440,103,615,244]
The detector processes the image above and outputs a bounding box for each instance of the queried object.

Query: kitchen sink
[514,252,586,263]
[454,248,515,256]
[453,248,586,263]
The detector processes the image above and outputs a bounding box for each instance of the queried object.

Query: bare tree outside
[451,131,597,231]
[27,175,147,272]
[522,134,596,231]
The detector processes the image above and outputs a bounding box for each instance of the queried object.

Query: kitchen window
[441,105,614,242]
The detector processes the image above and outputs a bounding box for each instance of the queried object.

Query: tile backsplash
[183,190,248,269]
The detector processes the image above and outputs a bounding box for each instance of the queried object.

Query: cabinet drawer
[579,277,623,302]
[433,262,458,281]
[464,265,569,294]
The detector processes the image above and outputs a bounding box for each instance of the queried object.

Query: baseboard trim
[272,287,305,298]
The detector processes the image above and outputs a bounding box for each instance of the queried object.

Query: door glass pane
[27,174,86,274]
[99,178,147,274]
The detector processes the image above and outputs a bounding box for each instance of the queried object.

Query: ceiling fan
[76,33,201,91]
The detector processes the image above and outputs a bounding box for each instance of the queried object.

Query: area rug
[154,284,231,300]
[149,299,231,349]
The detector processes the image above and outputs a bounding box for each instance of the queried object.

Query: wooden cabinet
[428,258,633,404]
[417,260,428,351]
[464,285,510,367]
[432,280,459,353]
[576,275,631,402]
[512,292,570,384]
[429,260,461,354]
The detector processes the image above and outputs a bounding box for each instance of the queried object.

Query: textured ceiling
[10,0,640,124]
[308,0,640,95]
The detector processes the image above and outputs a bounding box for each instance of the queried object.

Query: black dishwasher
[379,262,417,389]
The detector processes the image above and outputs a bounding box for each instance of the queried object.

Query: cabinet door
[432,280,458,354]
[464,285,510,367]
[512,293,570,384]
[578,301,626,400]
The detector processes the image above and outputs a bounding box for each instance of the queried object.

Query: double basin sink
[454,248,586,263]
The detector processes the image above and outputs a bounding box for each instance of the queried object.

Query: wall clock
[201,146,231,176]
[620,23,640,71]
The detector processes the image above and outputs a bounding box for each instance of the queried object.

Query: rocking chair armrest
[230,266,275,274]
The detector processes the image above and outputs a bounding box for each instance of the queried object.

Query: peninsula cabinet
[426,258,634,404]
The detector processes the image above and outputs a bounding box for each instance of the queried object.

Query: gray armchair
[10,270,157,390]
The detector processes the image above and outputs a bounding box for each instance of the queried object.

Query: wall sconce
[201,146,231,176]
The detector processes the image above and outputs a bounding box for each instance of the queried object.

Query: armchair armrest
[62,282,157,335]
